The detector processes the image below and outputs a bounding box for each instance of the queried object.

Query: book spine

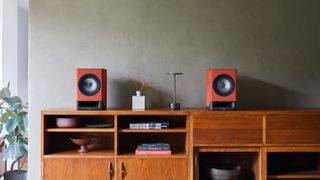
[137,147,170,150]
[129,122,169,129]
[129,124,140,129]
[135,150,172,155]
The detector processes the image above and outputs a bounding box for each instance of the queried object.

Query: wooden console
[41,109,320,180]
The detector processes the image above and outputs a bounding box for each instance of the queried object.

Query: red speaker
[206,69,237,110]
[77,68,107,110]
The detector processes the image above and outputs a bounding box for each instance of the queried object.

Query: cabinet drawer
[117,158,188,180]
[43,158,114,180]
[267,114,320,144]
[193,114,263,145]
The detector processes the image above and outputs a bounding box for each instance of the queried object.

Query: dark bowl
[208,164,241,180]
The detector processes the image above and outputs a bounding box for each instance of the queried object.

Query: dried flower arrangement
[127,79,154,93]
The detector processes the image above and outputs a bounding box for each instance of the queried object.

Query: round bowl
[56,117,80,128]
[208,164,241,180]
[69,136,95,153]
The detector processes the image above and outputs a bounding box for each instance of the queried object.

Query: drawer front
[117,158,188,180]
[43,158,114,180]
[267,114,320,144]
[193,114,263,145]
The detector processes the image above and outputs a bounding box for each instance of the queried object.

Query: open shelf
[117,151,187,159]
[118,128,187,133]
[267,152,320,179]
[117,115,187,129]
[43,132,114,156]
[268,170,320,179]
[198,152,260,180]
[46,128,114,132]
[118,132,187,156]
[43,114,114,129]
[43,149,114,158]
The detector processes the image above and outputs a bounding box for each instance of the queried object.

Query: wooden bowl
[69,136,96,153]
[56,117,80,128]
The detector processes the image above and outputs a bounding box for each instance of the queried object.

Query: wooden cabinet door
[117,158,188,180]
[193,114,263,145]
[43,158,114,180]
[267,113,320,144]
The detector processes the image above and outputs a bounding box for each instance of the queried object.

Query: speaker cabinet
[206,69,237,110]
[77,68,106,110]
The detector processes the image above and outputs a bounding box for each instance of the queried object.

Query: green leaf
[2,97,14,106]
[16,113,25,131]
[5,134,14,144]
[23,114,28,131]
[11,96,22,104]
[0,87,11,99]
[1,112,11,123]
[6,117,17,133]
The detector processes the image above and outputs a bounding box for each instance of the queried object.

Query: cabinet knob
[121,161,125,179]
[108,161,113,179]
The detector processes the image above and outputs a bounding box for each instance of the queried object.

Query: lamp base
[170,103,180,110]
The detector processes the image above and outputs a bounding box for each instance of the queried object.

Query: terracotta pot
[3,170,27,180]
[56,117,80,128]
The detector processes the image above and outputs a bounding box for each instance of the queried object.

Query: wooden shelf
[43,149,114,158]
[46,128,115,132]
[118,128,187,133]
[118,152,187,159]
[268,170,320,179]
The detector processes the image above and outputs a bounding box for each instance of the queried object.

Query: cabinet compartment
[117,158,188,180]
[44,115,114,129]
[43,132,114,157]
[43,158,114,180]
[267,114,320,144]
[198,152,260,180]
[193,114,263,145]
[267,152,320,179]
[118,132,186,156]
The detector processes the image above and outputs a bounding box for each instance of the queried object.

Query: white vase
[132,91,145,110]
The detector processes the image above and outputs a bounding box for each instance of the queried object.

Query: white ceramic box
[132,91,145,110]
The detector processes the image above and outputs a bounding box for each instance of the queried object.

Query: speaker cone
[213,74,235,97]
[78,74,101,96]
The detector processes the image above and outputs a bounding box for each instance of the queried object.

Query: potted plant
[0,84,28,180]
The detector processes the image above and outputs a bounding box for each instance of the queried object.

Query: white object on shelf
[132,91,145,110]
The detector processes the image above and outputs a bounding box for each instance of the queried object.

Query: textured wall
[29,0,320,179]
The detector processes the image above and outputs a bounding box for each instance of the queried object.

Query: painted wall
[1,0,28,102]
[29,0,320,179]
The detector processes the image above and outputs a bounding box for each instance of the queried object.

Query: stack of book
[129,122,169,129]
[135,143,171,155]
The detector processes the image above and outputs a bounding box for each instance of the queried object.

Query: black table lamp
[166,72,183,110]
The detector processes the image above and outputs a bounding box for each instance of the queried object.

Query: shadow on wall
[111,76,306,109]
[110,78,171,109]
[238,76,304,109]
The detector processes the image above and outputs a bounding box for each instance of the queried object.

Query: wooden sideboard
[41,109,320,180]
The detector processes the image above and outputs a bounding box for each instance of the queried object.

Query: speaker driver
[213,74,235,97]
[78,74,101,96]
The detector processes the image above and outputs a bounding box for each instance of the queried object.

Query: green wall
[29,0,320,179]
